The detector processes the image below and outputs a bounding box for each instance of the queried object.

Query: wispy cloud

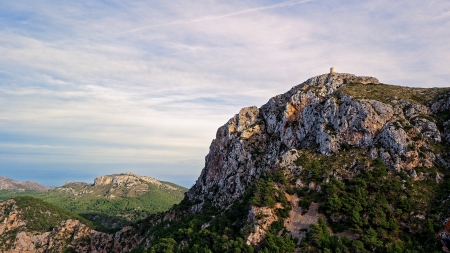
[0,0,449,187]
[117,0,315,35]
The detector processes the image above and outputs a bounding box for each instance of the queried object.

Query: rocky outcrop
[440,218,450,252]
[246,205,279,245]
[431,96,450,143]
[0,199,142,253]
[187,73,447,211]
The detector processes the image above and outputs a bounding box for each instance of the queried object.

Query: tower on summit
[330,67,336,74]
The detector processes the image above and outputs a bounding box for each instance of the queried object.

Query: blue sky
[1,0,449,187]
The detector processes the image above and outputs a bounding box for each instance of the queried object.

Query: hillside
[1,71,449,252]
[0,196,143,252]
[0,172,187,228]
[135,72,450,252]
[0,176,50,191]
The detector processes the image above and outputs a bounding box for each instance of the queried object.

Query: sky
[0,0,449,188]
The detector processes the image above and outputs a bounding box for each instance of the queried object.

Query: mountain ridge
[187,72,449,211]
[0,176,50,192]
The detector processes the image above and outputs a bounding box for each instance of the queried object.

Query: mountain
[0,172,187,228]
[0,176,50,191]
[1,71,450,252]
[138,72,450,252]
[0,196,142,253]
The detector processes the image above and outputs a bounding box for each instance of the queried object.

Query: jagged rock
[408,169,418,180]
[440,218,450,251]
[375,124,408,171]
[186,73,446,211]
[276,149,302,176]
[246,205,279,245]
[431,97,450,113]
[187,106,268,209]
[295,178,304,188]
[444,120,450,143]
[436,172,444,183]
[397,99,430,119]
[411,117,441,142]
[201,222,210,230]
[0,199,142,253]
[437,154,450,168]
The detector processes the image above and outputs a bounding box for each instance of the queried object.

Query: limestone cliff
[0,198,142,253]
[187,72,449,211]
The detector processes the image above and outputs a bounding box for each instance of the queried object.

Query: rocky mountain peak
[187,72,449,211]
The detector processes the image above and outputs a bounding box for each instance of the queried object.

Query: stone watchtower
[330,67,336,74]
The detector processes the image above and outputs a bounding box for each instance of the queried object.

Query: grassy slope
[338,82,450,106]
[0,180,187,227]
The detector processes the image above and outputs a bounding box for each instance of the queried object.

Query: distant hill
[0,176,50,191]
[0,172,187,228]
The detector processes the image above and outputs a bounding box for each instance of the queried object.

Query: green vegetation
[140,193,255,252]
[0,179,187,228]
[2,144,447,252]
[339,82,450,106]
[133,85,450,252]
[0,196,99,249]
[13,196,96,231]
[121,143,450,253]
[130,172,297,253]
[293,151,447,252]
[133,144,449,252]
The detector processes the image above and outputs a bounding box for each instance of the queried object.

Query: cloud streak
[117,0,315,35]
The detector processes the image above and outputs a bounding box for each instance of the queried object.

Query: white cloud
[0,0,449,185]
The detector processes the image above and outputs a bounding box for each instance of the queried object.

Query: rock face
[0,199,141,253]
[246,205,280,245]
[93,172,177,190]
[0,176,50,191]
[187,73,448,210]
